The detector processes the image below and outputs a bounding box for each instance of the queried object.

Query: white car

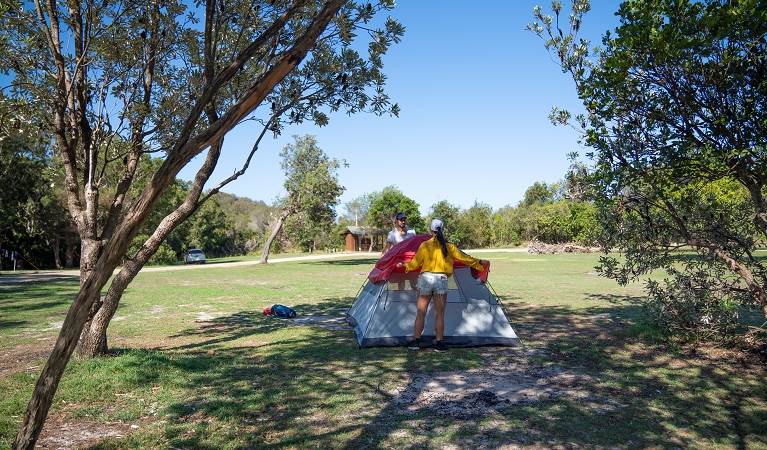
[184,248,206,264]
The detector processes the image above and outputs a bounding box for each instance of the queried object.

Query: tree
[4,0,402,447]
[0,133,73,270]
[260,135,345,262]
[530,0,767,338]
[368,185,424,232]
[457,201,493,248]
[520,181,555,208]
[429,200,463,243]
[492,206,523,246]
[216,193,275,254]
[184,196,231,254]
[343,193,374,226]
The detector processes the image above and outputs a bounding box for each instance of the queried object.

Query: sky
[178,1,623,217]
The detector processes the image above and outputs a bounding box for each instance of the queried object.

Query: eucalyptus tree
[458,201,493,248]
[429,200,464,244]
[530,0,767,337]
[2,0,402,447]
[368,185,424,232]
[260,134,345,262]
[344,192,374,225]
[0,136,56,268]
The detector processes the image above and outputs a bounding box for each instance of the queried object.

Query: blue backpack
[270,304,296,319]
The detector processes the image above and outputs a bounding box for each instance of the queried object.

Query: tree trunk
[77,311,109,357]
[77,269,131,358]
[51,236,62,270]
[65,236,76,268]
[78,237,100,281]
[260,210,290,264]
[78,139,224,358]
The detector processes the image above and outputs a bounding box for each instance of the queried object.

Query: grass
[1,252,766,449]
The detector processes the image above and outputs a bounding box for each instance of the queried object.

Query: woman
[396,219,488,352]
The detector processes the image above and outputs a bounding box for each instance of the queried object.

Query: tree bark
[78,139,224,357]
[51,236,62,270]
[64,236,76,269]
[260,209,292,264]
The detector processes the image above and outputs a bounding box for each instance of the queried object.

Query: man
[382,212,416,255]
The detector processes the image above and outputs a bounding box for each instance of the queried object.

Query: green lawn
[1,252,766,449]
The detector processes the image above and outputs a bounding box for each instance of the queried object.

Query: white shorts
[417,272,449,295]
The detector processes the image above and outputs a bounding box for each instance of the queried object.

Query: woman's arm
[450,245,486,271]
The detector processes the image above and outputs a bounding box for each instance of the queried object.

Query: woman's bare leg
[414,292,432,338]
[433,293,447,341]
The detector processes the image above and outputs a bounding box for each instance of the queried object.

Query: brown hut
[341,226,387,252]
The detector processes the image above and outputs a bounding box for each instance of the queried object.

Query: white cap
[430,218,444,232]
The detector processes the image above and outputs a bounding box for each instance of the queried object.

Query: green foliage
[429,200,464,243]
[454,201,494,248]
[279,135,345,252]
[488,197,597,247]
[216,193,275,254]
[521,181,555,207]
[150,241,179,266]
[185,197,232,256]
[368,186,424,233]
[0,137,69,269]
[532,0,767,339]
[491,207,523,246]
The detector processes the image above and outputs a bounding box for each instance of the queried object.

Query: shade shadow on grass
[301,258,380,266]
[7,268,767,449]
[357,302,762,449]
[0,279,78,332]
[100,296,767,449]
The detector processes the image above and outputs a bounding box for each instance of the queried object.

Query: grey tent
[346,234,522,348]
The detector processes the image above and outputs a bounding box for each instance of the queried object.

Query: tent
[347,234,522,348]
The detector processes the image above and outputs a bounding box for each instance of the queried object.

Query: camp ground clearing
[1,251,766,449]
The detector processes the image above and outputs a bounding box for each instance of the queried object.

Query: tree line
[1,136,597,271]
[336,179,597,251]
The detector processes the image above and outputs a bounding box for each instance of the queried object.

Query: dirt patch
[389,351,607,419]
[0,340,55,376]
[35,412,135,450]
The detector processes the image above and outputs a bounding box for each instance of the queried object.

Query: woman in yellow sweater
[396,219,488,352]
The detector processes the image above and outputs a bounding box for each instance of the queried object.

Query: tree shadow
[303,258,380,266]
[85,294,767,449]
[0,278,78,329]
[339,300,766,449]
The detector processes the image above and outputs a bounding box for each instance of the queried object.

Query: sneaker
[407,338,421,351]
[433,340,448,353]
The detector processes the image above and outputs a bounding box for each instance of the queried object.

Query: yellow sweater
[403,238,483,277]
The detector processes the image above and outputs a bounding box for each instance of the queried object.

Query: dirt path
[0,248,526,284]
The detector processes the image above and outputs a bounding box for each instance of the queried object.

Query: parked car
[184,248,206,264]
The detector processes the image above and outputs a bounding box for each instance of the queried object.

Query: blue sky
[179,1,622,216]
